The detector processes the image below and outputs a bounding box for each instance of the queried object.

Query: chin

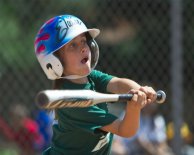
[83,69,91,75]
[81,67,91,75]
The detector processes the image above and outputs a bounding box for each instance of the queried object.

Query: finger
[132,93,138,102]
[140,86,157,101]
[140,86,154,94]
[137,91,147,107]
[147,98,152,104]
[129,89,138,94]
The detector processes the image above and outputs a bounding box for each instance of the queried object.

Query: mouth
[81,56,89,64]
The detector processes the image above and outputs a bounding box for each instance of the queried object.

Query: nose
[80,45,88,54]
[81,47,87,53]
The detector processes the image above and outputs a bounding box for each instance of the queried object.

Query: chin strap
[59,74,89,80]
[58,69,94,80]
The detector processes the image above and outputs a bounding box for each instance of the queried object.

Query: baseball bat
[35,90,166,109]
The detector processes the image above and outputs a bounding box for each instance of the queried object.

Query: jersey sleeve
[89,70,115,93]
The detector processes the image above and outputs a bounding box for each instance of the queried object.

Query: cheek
[63,54,77,68]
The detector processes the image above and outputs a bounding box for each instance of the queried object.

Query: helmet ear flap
[38,54,63,80]
[86,33,99,69]
[89,39,99,69]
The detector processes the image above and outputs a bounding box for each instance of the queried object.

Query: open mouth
[81,57,89,64]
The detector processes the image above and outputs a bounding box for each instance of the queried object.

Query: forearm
[107,77,157,103]
[101,105,141,138]
[119,106,141,137]
[107,77,141,94]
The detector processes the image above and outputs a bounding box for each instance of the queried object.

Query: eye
[69,42,77,48]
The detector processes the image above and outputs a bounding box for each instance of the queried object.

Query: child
[34,14,157,155]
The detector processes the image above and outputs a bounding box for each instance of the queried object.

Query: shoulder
[89,70,115,80]
[89,70,115,93]
[90,70,104,77]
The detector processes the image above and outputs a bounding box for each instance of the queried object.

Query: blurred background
[0,0,194,155]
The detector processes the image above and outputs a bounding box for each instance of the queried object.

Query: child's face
[58,33,92,76]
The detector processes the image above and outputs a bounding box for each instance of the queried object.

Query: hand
[139,86,157,104]
[127,89,147,109]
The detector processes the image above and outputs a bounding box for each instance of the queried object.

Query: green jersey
[43,70,118,155]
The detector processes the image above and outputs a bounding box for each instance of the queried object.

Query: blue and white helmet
[34,15,100,80]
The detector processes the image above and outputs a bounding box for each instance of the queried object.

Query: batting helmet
[34,15,100,80]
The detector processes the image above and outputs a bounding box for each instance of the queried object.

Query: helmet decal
[35,18,55,54]
[35,33,50,54]
[56,17,68,42]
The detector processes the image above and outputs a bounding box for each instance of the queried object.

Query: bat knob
[36,91,49,108]
[156,90,166,104]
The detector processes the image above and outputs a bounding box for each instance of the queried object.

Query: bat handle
[118,90,166,104]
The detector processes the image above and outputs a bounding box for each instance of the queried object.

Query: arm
[107,77,141,94]
[100,77,156,138]
[107,77,156,103]
[101,102,142,137]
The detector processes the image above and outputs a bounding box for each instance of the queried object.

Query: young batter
[34,14,157,155]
